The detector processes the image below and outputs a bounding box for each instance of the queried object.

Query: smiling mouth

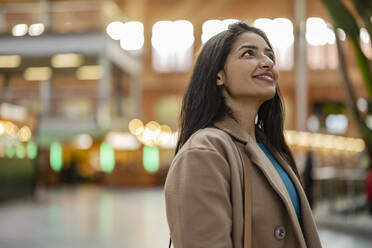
[252,74,274,83]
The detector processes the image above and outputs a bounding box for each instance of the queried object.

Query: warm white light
[0,55,21,68]
[160,125,172,133]
[29,23,45,36]
[18,126,32,142]
[106,21,125,40]
[326,28,336,44]
[307,115,320,132]
[71,134,93,149]
[129,119,144,135]
[152,20,194,72]
[202,19,239,43]
[309,133,323,148]
[152,20,194,51]
[337,28,346,41]
[106,132,140,150]
[360,28,370,43]
[254,18,294,70]
[367,115,372,129]
[297,131,311,146]
[360,28,372,58]
[76,65,103,80]
[254,18,273,34]
[119,21,144,51]
[223,19,239,26]
[272,18,294,47]
[158,131,178,149]
[0,103,27,122]
[152,21,173,51]
[12,24,28,36]
[353,139,365,152]
[325,114,348,134]
[51,53,83,68]
[3,121,18,136]
[0,121,4,135]
[136,121,162,146]
[144,121,161,138]
[306,17,329,46]
[285,129,364,152]
[202,20,224,43]
[284,130,295,145]
[357,97,368,112]
[24,67,52,81]
[174,20,195,48]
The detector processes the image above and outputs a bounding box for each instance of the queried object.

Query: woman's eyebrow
[238,44,257,51]
[237,44,273,53]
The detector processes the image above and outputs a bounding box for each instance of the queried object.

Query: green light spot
[100,142,115,173]
[26,141,38,159]
[143,145,159,173]
[5,146,15,158]
[15,144,25,159]
[50,141,63,172]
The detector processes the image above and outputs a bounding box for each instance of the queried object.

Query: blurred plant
[322,0,372,212]
[322,0,372,152]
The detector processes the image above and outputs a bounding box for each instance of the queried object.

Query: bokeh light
[106,21,125,40]
[50,141,63,172]
[143,145,159,173]
[129,119,144,135]
[15,144,25,159]
[100,142,115,173]
[151,20,194,72]
[28,23,45,36]
[18,126,32,142]
[119,21,145,51]
[26,141,38,159]
[12,24,28,36]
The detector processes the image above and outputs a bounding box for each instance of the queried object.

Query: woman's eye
[242,50,254,57]
[267,53,275,61]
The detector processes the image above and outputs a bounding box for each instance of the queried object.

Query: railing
[0,0,123,35]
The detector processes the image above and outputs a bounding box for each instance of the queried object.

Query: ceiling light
[24,67,52,81]
[0,55,21,68]
[12,24,28,36]
[51,53,83,68]
[106,21,125,40]
[76,65,102,80]
[29,23,45,36]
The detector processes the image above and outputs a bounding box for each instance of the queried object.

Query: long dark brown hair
[176,21,298,176]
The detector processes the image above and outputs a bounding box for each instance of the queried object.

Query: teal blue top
[258,142,301,219]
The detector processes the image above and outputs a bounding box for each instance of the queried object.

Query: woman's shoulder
[176,127,234,157]
[168,127,234,182]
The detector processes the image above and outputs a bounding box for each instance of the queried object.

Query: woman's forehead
[232,32,271,52]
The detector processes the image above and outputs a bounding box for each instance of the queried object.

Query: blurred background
[0,0,371,247]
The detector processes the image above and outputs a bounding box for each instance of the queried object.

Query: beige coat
[165,115,322,248]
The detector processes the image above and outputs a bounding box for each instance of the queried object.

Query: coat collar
[214,115,308,247]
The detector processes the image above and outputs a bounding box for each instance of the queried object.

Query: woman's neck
[224,96,261,142]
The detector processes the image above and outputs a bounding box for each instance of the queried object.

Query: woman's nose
[259,56,274,69]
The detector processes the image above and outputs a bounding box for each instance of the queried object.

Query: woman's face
[217,32,278,101]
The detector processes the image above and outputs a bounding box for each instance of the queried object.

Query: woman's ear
[216,71,225,86]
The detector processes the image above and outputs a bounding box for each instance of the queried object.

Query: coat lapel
[214,116,308,247]
[244,141,307,247]
[274,153,322,248]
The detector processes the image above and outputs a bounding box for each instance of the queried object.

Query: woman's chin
[260,88,276,101]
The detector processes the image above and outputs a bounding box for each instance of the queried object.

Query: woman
[164,21,322,248]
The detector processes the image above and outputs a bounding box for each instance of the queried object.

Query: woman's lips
[253,74,274,83]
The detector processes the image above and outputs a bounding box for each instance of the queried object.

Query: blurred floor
[0,185,371,248]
